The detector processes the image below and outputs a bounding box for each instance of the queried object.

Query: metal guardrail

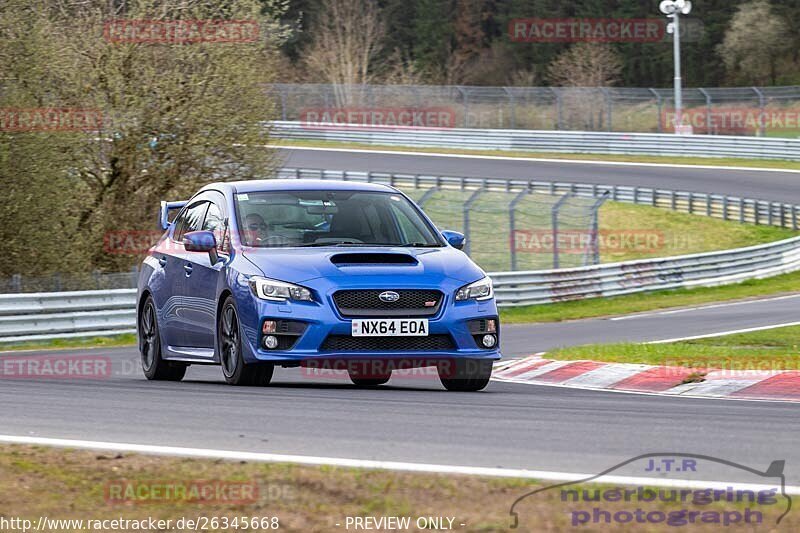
[3,235,800,341]
[0,289,137,342]
[270,121,800,161]
[492,235,800,307]
[277,168,800,230]
[3,169,799,342]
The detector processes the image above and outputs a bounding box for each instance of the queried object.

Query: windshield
[234,190,443,248]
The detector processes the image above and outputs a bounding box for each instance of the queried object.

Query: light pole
[659,0,692,133]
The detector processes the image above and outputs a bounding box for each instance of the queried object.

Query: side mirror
[441,230,465,250]
[184,230,218,263]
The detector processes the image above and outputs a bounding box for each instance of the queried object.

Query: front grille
[321,334,455,352]
[333,289,443,317]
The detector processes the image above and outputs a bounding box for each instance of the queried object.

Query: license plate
[351,319,429,337]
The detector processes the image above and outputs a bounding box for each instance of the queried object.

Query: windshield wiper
[400,242,440,247]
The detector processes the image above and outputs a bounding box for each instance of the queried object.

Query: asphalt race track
[501,294,800,356]
[3,149,800,488]
[1,345,799,485]
[279,146,800,203]
[2,292,800,485]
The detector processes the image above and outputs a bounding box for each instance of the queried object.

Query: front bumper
[236,283,502,364]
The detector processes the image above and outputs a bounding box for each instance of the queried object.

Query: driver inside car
[244,213,270,244]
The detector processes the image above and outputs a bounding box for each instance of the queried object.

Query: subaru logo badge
[379,291,400,303]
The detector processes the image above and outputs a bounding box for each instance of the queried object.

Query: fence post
[588,191,611,265]
[699,88,712,134]
[752,86,766,136]
[11,274,21,293]
[279,85,287,121]
[417,187,439,208]
[551,193,573,269]
[509,190,529,271]
[457,86,469,128]
[601,87,612,131]
[649,88,663,133]
[551,88,563,130]
[463,188,484,256]
[504,87,516,129]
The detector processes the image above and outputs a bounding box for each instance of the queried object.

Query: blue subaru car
[137,179,501,391]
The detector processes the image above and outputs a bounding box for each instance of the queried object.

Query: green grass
[547,325,800,369]
[499,269,800,324]
[275,138,800,170]
[398,188,797,272]
[2,444,793,532]
[597,203,796,263]
[0,333,136,352]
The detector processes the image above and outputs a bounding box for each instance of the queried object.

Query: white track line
[646,321,800,344]
[1,435,797,494]
[610,294,800,321]
[271,144,800,174]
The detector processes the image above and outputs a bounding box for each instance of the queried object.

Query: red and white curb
[492,356,800,402]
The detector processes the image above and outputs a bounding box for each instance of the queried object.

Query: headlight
[248,276,313,302]
[455,276,493,301]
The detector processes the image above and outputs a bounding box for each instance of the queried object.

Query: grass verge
[274,138,800,171]
[0,445,792,532]
[500,270,800,324]
[0,333,137,352]
[547,325,800,370]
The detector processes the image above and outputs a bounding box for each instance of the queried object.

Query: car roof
[200,179,398,195]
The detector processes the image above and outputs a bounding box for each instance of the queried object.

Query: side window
[175,202,209,242]
[391,203,428,244]
[202,202,229,252]
[202,203,224,231]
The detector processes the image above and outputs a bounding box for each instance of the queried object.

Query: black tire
[138,296,187,381]
[218,296,273,386]
[438,359,493,392]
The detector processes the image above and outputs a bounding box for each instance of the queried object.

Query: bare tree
[717,0,790,84]
[545,44,622,131]
[0,0,289,272]
[546,43,622,87]
[304,0,385,106]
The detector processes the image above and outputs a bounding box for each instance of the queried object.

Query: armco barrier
[2,235,800,341]
[270,121,800,161]
[0,289,137,343]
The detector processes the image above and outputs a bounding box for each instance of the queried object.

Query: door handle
[158,256,167,268]
[183,264,193,275]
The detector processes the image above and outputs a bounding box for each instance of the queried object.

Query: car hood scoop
[241,246,482,283]
[329,253,418,266]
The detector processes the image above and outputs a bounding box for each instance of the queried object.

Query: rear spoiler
[159,200,188,230]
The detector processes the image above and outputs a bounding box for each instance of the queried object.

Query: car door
[165,200,210,352]
[181,191,228,351]
[153,203,203,350]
